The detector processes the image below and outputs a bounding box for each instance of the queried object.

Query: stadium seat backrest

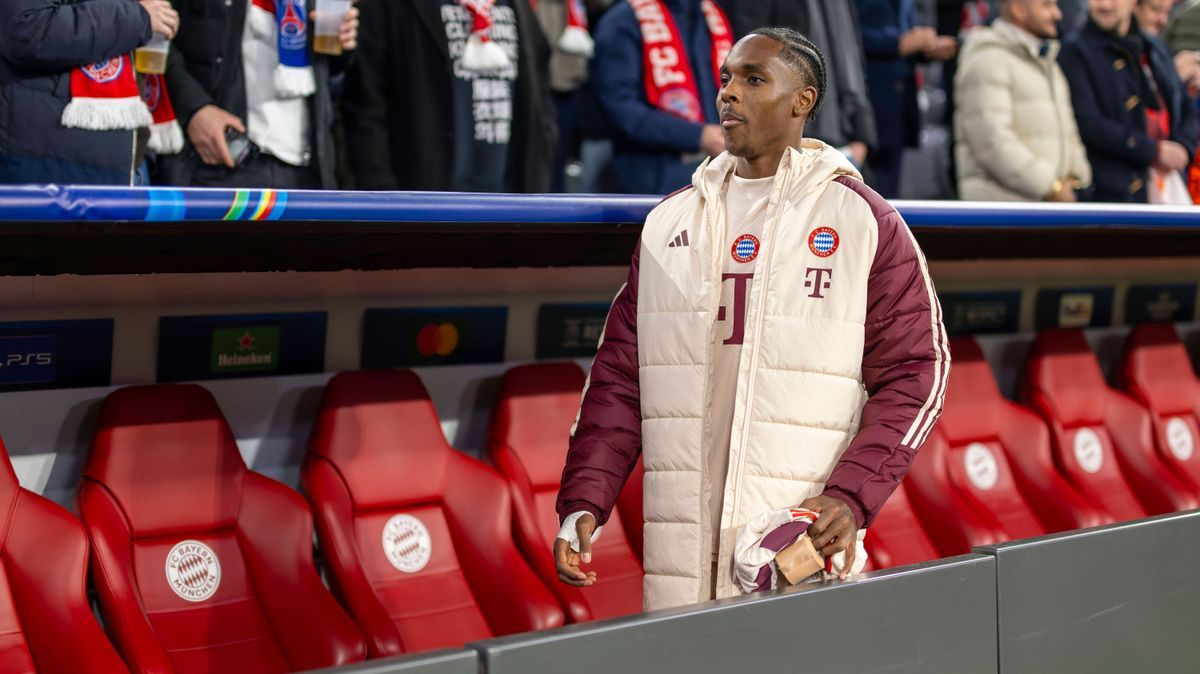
[933,339,1046,541]
[489,363,643,622]
[81,385,365,674]
[305,370,564,657]
[865,478,941,569]
[1122,323,1200,492]
[1023,330,1147,521]
[0,437,128,674]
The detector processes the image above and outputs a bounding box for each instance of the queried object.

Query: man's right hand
[898,27,936,57]
[700,123,726,157]
[139,0,180,39]
[554,513,598,587]
[187,105,246,168]
[1156,140,1190,172]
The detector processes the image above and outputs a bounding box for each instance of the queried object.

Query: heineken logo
[211,327,279,373]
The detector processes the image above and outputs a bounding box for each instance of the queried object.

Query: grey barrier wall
[977,510,1200,674]
[305,650,478,674]
[469,554,998,674]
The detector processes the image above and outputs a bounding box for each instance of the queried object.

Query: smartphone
[224,127,255,169]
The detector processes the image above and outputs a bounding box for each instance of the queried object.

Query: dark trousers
[191,153,320,189]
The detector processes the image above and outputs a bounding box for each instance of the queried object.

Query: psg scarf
[629,0,733,123]
[61,55,153,132]
[248,0,317,97]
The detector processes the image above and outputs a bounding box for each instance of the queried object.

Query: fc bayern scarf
[248,0,317,98]
[142,73,184,154]
[630,0,732,123]
[459,0,511,72]
[61,55,153,131]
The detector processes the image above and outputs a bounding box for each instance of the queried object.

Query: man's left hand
[798,494,858,580]
[339,6,360,51]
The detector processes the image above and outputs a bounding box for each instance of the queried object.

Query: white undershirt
[708,173,774,559]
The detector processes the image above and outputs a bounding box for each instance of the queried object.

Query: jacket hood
[691,139,862,204]
[971,18,1062,61]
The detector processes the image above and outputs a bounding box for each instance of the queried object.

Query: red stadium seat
[1024,329,1198,520]
[80,385,366,674]
[865,476,941,569]
[1121,322,1200,498]
[930,338,1110,542]
[0,436,129,674]
[489,363,643,623]
[901,430,1006,556]
[304,370,564,658]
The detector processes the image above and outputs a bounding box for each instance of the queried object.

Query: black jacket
[0,0,152,184]
[342,0,556,191]
[1059,18,1199,202]
[162,0,342,188]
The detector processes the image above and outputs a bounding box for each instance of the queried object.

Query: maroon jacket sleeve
[556,243,643,526]
[822,177,950,529]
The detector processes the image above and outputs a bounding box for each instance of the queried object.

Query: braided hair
[748,27,828,116]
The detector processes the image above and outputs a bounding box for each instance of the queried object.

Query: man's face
[1134,0,1171,35]
[716,35,815,160]
[1090,0,1135,32]
[1013,0,1064,39]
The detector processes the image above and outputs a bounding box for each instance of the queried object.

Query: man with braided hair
[554,28,949,610]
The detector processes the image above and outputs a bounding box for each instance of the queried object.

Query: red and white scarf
[630,0,732,123]
[528,0,594,57]
[61,55,153,132]
[459,0,511,72]
[142,74,184,154]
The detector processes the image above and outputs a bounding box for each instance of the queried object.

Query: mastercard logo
[416,323,459,357]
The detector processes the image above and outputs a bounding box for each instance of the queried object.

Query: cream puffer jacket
[954,19,1092,201]
[558,141,949,611]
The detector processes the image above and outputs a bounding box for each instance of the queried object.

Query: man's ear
[793,86,817,118]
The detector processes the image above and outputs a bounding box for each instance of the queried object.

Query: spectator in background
[1135,0,1173,34]
[344,0,555,192]
[724,0,877,168]
[1060,0,1198,202]
[955,0,1091,201]
[531,0,613,191]
[160,0,358,189]
[857,0,958,197]
[590,0,731,194]
[0,0,179,184]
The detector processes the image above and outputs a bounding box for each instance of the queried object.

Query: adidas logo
[668,230,690,248]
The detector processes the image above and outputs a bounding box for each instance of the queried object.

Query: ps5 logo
[1,353,53,367]
[0,335,57,384]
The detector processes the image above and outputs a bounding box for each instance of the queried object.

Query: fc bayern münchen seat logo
[165,540,222,602]
[383,514,433,573]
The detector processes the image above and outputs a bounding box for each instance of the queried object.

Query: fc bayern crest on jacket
[165,540,222,602]
[731,234,760,263]
[382,514,432,573]
[808,227,839,257]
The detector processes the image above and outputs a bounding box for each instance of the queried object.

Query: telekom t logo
[718,273,752,345]
[805,267,832,299]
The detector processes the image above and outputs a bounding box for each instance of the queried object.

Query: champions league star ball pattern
[731,234,760,263]
[808,227,839,257]
[382,514,433,573]
[165,540,222,602]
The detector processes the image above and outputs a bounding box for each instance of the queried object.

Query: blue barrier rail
[2,184,1200,228]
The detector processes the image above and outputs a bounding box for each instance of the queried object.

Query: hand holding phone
[185,105,247,168]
